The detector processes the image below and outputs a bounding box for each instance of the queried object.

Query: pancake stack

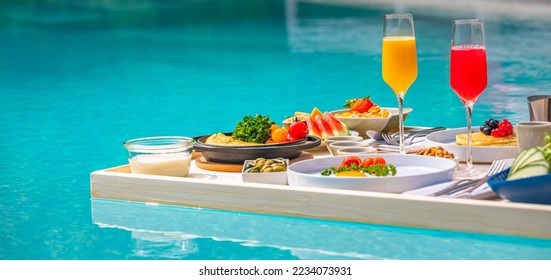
[456,132,517,146]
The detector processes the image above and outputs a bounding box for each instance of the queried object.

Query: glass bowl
[123,136,195,177]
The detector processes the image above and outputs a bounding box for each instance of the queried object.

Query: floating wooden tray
[90,158,551,239]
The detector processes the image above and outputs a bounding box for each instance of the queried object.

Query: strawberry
[491,128,504,137]
[357,98,374,113]
[346,96,375,113]
[350,99,367,112]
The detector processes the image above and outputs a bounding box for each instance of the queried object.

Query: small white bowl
[242,159,289,185]
[328,141,371,156]
[324,135,364,154]
[336,146,377,156]
[325,135,364,144]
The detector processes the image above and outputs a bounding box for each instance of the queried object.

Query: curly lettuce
[232,114,275,144]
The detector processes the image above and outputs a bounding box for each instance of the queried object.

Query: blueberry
[489,119,499,129]
[485,118,493,126]
[482,126,493,135]
[480,125,486,133]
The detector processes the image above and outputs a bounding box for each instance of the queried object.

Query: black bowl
[193,133,321,164]
[194,132,307,147]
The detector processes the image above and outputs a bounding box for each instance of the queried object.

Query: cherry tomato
[341,156,363,168]
[373,157,386,166]
[362,157,374,167]
[271,127,288,143]
[270,124,281,134]
[288,121,308,141]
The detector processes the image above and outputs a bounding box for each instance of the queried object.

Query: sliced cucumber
[508,162,549,180]
[509,148,528,175]
[509,147,544,176]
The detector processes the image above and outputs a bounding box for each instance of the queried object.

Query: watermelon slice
[310,107,323,120]
[306,115,322,138]
[314,114,333,139]
[324,112,349,136]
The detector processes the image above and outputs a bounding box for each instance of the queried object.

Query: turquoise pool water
[1,0,551,259]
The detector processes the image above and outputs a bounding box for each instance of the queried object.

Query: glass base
[456,165,483,178]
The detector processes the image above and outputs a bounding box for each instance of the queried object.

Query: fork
[433,160,507,197]
[381,127,446,146]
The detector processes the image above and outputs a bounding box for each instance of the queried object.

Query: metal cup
[528,95,551,121]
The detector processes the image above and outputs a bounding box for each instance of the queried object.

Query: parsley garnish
[232,114,275,144]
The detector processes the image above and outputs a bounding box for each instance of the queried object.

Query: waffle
[455,132,517,146]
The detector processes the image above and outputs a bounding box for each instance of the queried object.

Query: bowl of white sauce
[123,136,195,177]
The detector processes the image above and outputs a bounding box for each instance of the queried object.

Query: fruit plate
[287,154,456,193]
[193,134,321,164]
[330,107,413,136]
[425,128,519,163]
[487,168,551,205]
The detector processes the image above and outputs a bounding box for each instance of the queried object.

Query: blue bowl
[487,167,551,205]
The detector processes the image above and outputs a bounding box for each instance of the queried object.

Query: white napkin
[402,180,498,200]
[402,170,487,197]
[402,180,456,196]
[450,183,499,200]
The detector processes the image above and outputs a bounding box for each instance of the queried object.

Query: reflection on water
[92,199,551,260]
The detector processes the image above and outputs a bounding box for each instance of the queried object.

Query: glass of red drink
[450,19,487,177]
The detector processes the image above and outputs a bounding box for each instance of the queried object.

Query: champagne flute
[382,13,418,154]
[450,19,487,177]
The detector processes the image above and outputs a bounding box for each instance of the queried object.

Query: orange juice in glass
[382,36,418,95]
[382,14,417,154]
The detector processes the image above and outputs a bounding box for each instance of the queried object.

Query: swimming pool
[1,0,551,260]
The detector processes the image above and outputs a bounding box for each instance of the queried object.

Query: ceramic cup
[328,141,371,156]
[336,146,377,156]
[516,121,551,151]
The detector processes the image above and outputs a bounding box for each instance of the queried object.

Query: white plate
[425,128,519,163]
[287,154,456,193]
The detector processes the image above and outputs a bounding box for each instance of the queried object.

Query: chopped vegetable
[321,156,397,177]
[232,114,275,144]
[544,133,551,165]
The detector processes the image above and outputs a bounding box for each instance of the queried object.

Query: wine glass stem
[464,103,474,174]
[397,93,405,155]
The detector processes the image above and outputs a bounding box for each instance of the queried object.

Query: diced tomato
[341,156,363,168]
